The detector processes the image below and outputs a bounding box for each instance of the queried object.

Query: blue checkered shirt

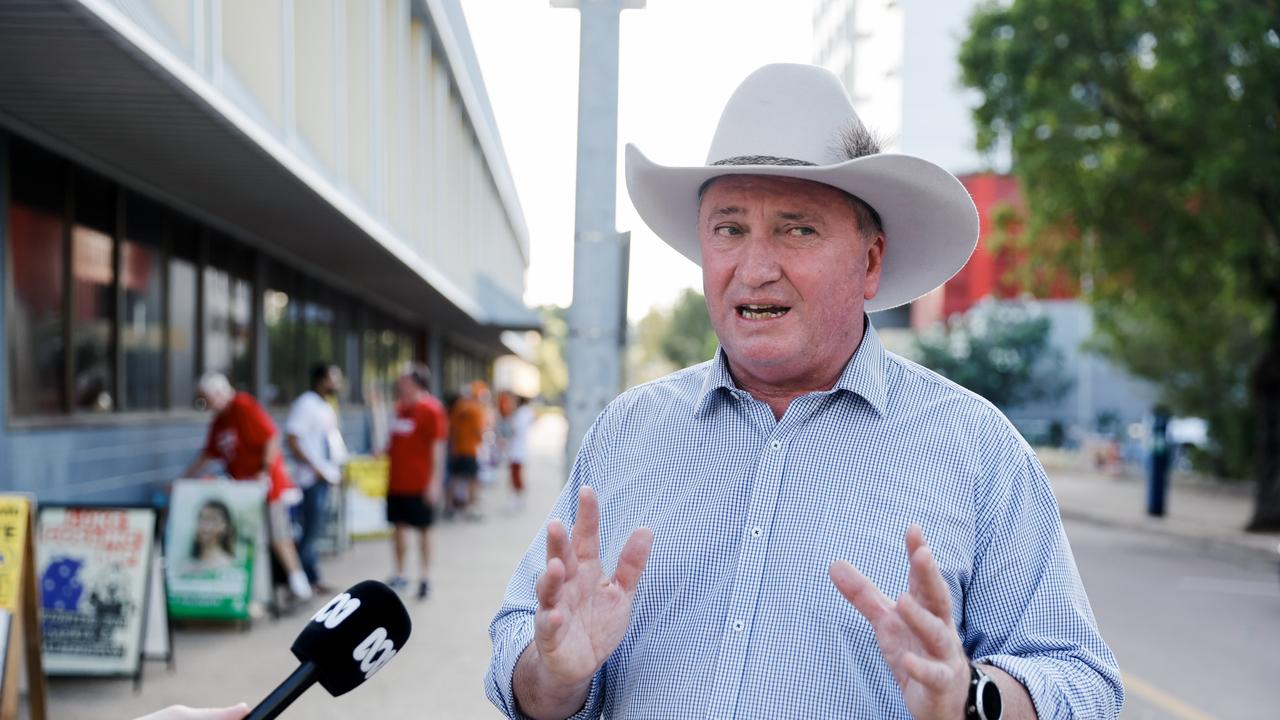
[486,322,1123,719]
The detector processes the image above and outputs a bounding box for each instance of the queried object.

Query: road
[1066,519,1280,719]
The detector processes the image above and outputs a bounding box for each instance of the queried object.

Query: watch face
[979,676,1003,720]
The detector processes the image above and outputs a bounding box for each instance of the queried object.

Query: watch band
[966,663,1002,720]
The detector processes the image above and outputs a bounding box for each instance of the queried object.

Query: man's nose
[734,237,783,287]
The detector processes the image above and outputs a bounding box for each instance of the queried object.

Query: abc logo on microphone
[291,580,413,696]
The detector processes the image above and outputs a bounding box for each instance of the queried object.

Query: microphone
[246,580,412,720]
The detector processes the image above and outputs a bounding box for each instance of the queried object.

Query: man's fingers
[897,592,959,660]
[829,560,893,626]
[546,520,578,578]
[536,557,565,609]
[900,650,954,692]
[905,526,952,618]
[535,606,566,653]
[572,486,602,564]
[612,527,653,593]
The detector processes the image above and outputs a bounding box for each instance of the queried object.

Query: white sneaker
[288,570,313,601]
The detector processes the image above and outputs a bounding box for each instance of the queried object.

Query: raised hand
[829,524,970,720]
[533,485,653,686]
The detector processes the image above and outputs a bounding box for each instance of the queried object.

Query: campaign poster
[35,507,156,676]
[165,481,265,621]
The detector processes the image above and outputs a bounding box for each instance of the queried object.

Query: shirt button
[769,440,782,451]
[731,620,745,632]
[749,527,763,539]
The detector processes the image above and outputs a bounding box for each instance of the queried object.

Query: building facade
[0,0,537,502]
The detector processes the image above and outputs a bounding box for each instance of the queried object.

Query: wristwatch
[966,663,1002,720]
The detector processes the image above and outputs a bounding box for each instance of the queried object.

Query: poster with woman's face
[36,507,156,676]
[165,480,265,621]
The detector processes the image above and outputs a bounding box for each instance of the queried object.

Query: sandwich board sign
[35,505,158,682]
[0,495,46,720]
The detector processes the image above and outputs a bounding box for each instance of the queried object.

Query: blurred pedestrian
[448,382,488,521]
[505,394,535,512]
[386,364,447,599]
[285,363,348,594]
[183,372,311,601]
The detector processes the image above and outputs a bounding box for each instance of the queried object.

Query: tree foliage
[912,300,1070,411]
[959,0,1280,525]
[535,305,569,405]
[659,289,719,369]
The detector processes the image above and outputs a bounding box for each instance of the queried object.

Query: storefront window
[264,288,297,405]
[7,200,66,416]
[70,172,116,413]
[120,194,164,410]
[169,255,198,409]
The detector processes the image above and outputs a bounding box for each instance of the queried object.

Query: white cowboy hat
[624,63,979,311]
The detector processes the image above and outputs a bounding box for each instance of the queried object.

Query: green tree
[659,289,719,369]
[960,0,1280,529]
[535,305,569,405]
[912,299,1070,411]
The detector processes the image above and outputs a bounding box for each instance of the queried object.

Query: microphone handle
[245,661,319,720]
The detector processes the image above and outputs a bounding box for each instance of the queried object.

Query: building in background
[0,0,538,502]
[813,0,1155,438]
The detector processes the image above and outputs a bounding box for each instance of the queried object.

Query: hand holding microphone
[246,580,412,720]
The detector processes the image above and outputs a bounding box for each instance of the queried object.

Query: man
[183,372,312,601]
[386,364,447,599]
[486,65,1122,719]
[447,382,488,520]
[285,364,348,594]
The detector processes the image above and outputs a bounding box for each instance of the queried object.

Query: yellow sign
[0,495,45,720]
[0,498,29,612]
[347,456,390,498]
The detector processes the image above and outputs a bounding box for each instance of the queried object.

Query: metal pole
[553,0,643,470]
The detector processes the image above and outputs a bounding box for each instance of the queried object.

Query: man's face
[320,368,342,397]
[698,175,884,390]
[395,375,418,404]
[199,390,230,414]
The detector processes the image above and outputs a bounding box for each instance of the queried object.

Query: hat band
[711,155,817,167]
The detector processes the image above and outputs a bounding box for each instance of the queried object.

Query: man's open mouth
[736,304,791,320]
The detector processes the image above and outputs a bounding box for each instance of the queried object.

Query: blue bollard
[1146,407,1171,517]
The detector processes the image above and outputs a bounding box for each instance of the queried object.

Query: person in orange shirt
[386,364,447,599]
[448,382,488,520]
[182,372,312,602]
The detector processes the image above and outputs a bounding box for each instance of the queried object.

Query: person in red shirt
[182,372,312,602]
[386,364,448,599]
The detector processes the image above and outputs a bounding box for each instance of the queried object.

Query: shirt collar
[696,316,889,418]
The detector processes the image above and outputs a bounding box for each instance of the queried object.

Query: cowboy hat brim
[624,143,980,312]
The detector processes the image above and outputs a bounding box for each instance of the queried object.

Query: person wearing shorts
[448,384,487,520]
[386,364,447,599]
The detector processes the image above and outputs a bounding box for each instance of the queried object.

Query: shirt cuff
[489,618,606,720]
[976,653,1069,720]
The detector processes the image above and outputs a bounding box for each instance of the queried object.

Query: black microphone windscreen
[291,580,412,697]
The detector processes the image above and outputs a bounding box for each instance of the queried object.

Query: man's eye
[715,225,743,237]
[788,226,816,236]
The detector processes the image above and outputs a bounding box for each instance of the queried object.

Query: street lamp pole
[552,0,644,470]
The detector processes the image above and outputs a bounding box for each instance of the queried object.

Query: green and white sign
[165,481,265,621]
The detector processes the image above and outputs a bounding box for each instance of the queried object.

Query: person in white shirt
[506,394,535,512]
[285,364,347,594]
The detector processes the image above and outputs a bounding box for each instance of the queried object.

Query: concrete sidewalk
[1039,449,1280,560]
[47,415,571,720]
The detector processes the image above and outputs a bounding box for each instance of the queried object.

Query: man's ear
[863,234,885,300]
